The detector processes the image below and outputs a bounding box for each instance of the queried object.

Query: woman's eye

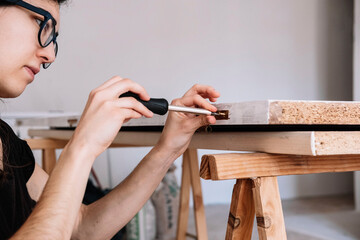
[43,21,51,33]
[35,19,42,27]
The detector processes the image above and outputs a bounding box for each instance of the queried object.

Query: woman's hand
[69,76,153,158]
[157,84,220,157]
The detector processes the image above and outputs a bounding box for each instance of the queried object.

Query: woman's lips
[24,66,39,81]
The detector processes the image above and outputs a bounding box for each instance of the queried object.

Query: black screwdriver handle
[119,92,169,115]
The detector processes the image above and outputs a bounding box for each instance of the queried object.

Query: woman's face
[0,0,60,98]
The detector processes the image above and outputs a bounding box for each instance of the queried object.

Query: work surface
[23,100,360,156]
[18,100,360,128]
[28,129,360,156]
[24,100,360,240]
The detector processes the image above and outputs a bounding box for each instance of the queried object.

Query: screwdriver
[119,92,222,116]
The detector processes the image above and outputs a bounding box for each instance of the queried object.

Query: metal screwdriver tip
[213,110,229,120]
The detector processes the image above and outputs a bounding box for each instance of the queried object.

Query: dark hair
[0,121,9,184]
[0,0,69,6]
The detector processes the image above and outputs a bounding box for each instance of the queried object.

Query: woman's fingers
[95,76,124,91]
[72,77,157,158]
[118,109,143,122]
[91,78,150,102]
[114,97,153,118]
[182,84,220,109]
[198,93,219,102]
[107,78,150,101]
[183,84,220,99]
[175,94,217,112]
[195,115,216,126]
[86,78,154,120]
[170,84,221,114]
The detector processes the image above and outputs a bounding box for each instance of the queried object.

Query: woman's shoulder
[0,119,35,180]
[0,119,18,142]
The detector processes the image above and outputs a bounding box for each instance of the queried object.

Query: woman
[0,0,220,239]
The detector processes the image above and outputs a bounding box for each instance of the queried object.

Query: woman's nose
[37,42,56,66]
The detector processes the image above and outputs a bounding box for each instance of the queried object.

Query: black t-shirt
[0,120,36,239]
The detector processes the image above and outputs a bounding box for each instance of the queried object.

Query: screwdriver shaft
[168,105,218,116]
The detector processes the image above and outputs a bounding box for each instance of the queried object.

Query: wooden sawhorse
[26,139,207,240]
[200,152,360,240]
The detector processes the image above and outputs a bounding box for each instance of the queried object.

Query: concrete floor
[187,194,360,240]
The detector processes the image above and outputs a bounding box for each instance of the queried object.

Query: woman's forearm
[75,144,178,240]
[10,82,219,240]
[11,143,95,240]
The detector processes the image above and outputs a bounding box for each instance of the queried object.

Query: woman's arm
[72,145,176,239]
[13,144,94,239]
[26,163,87,239]
[11,77,153,240]
[71,84,220,239]
[24,144,174,240]
[26,163,48,201]
[15,79,219,240]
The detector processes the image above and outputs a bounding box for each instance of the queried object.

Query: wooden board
[14,100,360,128]
[22,100,360,156]
[200,153,360,180]
[213,100,360,125]
[28,129,360,156]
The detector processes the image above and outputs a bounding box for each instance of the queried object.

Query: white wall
[354,0,360,211]
[3,0,354,204]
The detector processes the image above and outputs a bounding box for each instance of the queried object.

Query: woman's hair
[0,121,9,185]
[0,0,69,6]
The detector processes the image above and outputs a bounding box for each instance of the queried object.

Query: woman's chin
[0,86,26,98]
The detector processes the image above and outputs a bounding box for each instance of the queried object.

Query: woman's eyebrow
[28,10,44,21]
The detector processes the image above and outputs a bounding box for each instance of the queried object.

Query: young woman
[0,0,220,239]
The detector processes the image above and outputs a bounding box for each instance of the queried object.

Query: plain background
[1,0,355,204]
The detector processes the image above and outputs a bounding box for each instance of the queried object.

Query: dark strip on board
[51,124,360,132]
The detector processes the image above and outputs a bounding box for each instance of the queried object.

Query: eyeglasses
[4,0,58,69]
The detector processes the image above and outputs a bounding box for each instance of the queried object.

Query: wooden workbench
[23,100,360,240]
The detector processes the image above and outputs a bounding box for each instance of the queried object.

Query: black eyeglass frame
[4,0,58,68]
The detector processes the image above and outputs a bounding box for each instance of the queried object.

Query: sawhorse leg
[226,177,287,240]
[26,138,67,175]
[177,149,208,240]
[42,148,56,174]
[226,179,255,240]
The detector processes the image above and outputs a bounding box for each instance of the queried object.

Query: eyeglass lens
[40,18,55,47]
[43,42,58,69]
[40,18,58,69]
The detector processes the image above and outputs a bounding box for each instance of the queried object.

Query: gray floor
[187,194,360,240]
